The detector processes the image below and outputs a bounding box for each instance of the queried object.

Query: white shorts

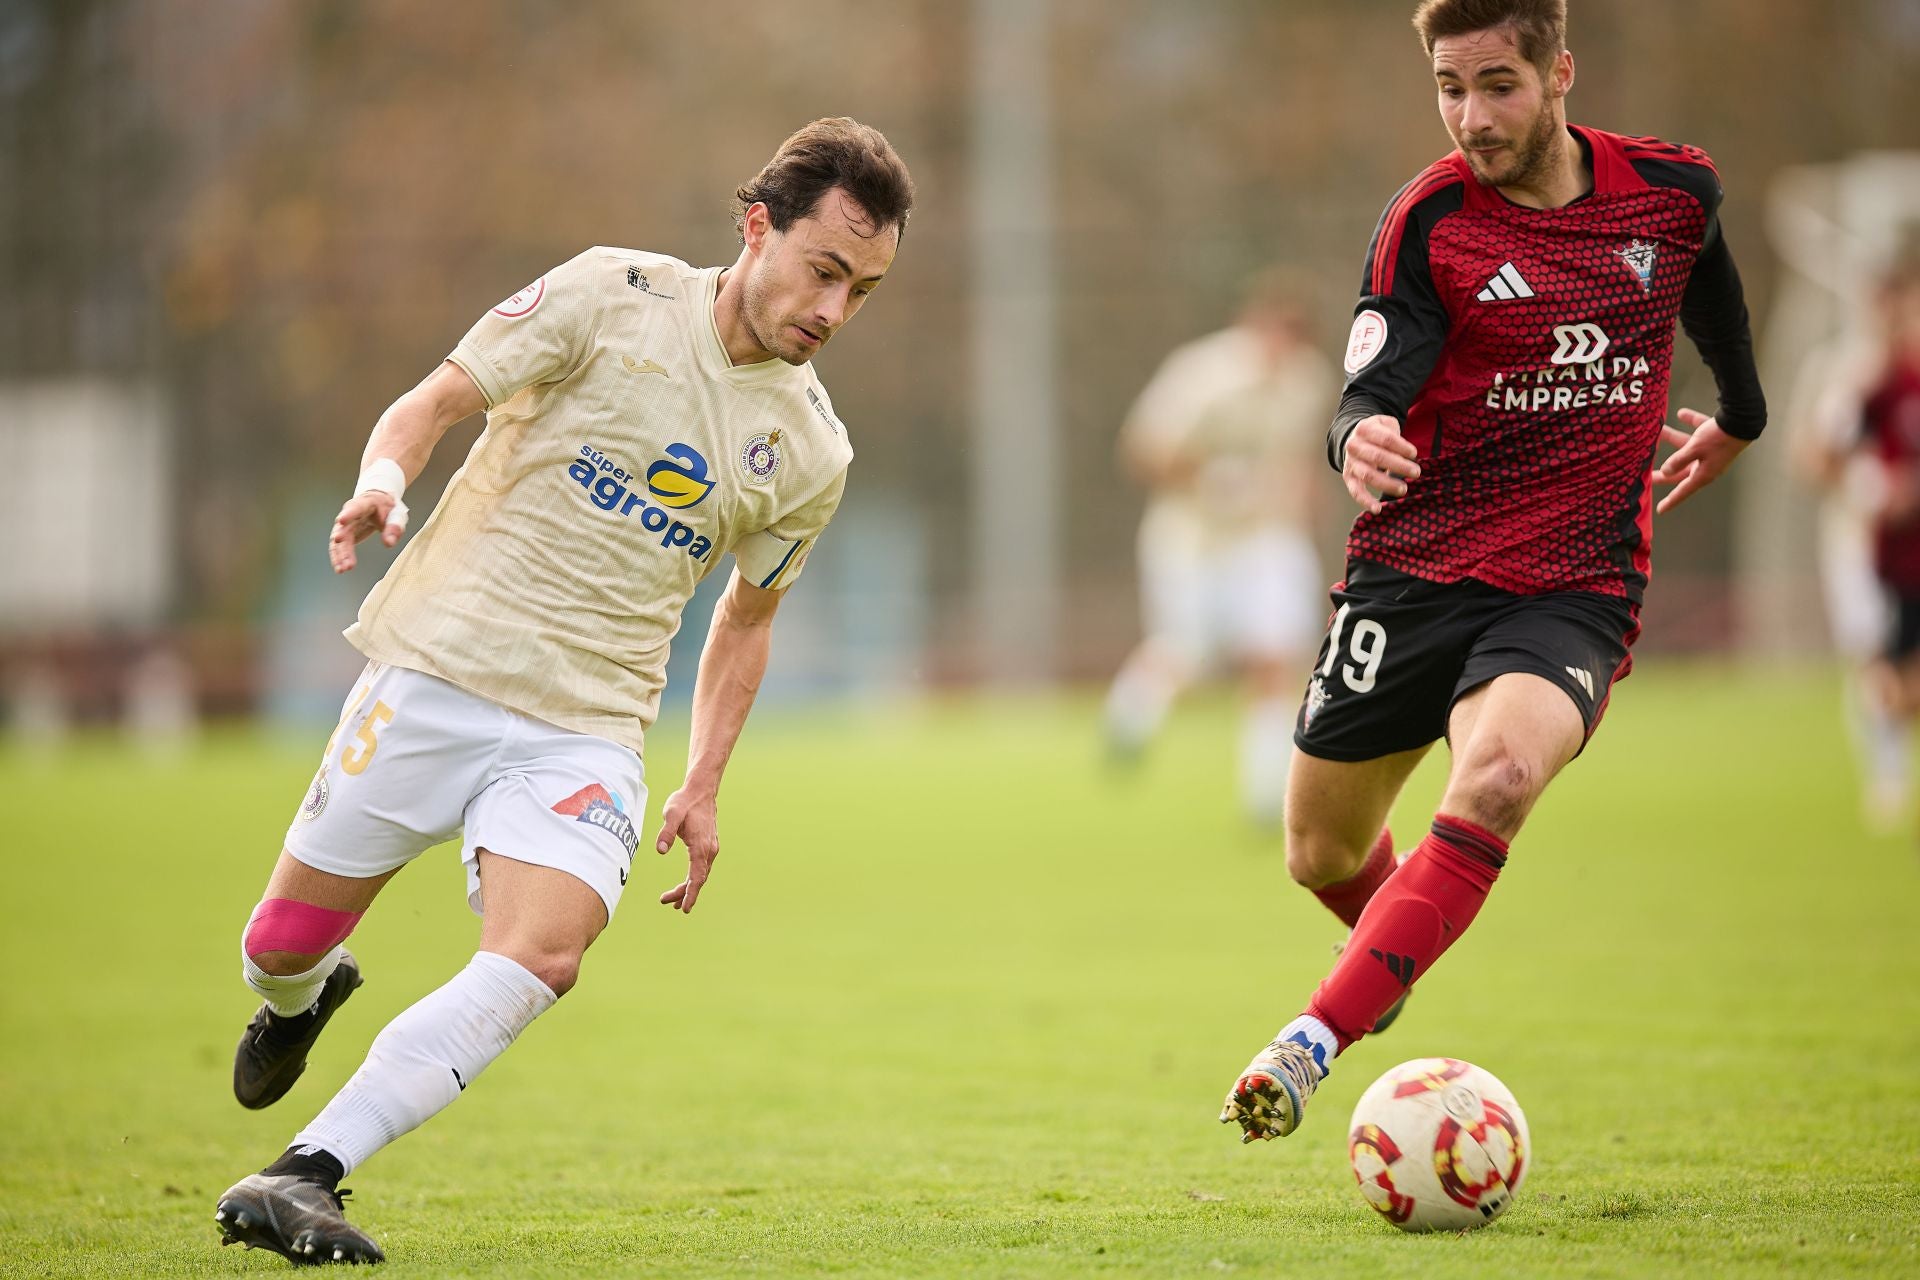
[1140,522,1323,669]
[284,662,646,921]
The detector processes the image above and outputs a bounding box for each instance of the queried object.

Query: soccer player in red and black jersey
[1219,0,1767,1143]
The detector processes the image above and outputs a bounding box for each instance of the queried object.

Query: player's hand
[328,491,409,574]
[1341,416,1421,514]
[1651,408,1749,515]
[655,785,719,914]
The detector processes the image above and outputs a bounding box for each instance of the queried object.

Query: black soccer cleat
[214,1173,384,1266]
[1372,988,1411,1034]
[234,953,363,1110]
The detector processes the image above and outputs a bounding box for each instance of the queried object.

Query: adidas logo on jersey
[1475,262,1535,302]
[1564,666,1596,697]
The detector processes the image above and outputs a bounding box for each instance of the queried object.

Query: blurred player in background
[211,118,913,1265]
[1103,271,1337,826]
[1216,0,1766,1143]
[1797,254,1920,830]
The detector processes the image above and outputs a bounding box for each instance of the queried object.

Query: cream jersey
[345,247,853,753]
[1122,327,1334,547]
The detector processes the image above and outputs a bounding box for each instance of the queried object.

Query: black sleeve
[1633,154,1767,441]
[1678,227,1766,440]
[1328,179,1461,469]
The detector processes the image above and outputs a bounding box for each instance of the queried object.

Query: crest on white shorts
[299,771,330,821]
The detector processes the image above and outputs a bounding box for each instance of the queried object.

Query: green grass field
[2,664,1917,1278]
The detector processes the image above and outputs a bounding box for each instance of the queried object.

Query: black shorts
[1294,561,1641,762]
[1886,591,1920,662]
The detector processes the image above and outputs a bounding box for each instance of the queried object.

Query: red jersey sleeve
[1328,162,1467,468]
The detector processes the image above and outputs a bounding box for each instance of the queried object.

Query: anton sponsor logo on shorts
[551,783,639,863]
[568,444,717,561]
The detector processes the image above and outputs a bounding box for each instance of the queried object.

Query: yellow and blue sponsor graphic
[568,444,717,561]
[645,444,715,509]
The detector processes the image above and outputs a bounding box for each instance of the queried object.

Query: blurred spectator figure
[125,647,199,759]
[1103,269,1337,827]
[1797,249,1920,830]
[4,663,69,755]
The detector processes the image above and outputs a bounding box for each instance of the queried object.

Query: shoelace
[1256,1039,1320,1096]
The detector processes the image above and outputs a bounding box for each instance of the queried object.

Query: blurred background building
[4,0,1919,734]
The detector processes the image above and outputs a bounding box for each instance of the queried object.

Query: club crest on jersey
[551,783,638,860]
[1615,239,1658,293]
[739,430,782,484]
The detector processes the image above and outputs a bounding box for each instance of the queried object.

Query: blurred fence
[3,0,1919,731]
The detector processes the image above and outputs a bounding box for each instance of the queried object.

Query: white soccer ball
[1347,1057,1530,1232]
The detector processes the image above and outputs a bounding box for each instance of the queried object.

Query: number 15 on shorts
[1321,603,1387,693]
[325,685,396,776]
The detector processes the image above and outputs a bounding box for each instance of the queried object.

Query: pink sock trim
[245,898,363,957]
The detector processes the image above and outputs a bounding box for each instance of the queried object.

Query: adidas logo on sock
[1475,261,1535,301]
[1368,948,1418,985]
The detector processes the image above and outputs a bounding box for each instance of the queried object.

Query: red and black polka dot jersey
[1331,126,1766,602]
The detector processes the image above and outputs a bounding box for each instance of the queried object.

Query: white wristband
[354,458,410,532]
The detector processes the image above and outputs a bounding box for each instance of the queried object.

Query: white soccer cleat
[1219,1037,1324,1142]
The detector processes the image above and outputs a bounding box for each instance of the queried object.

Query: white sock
[1275,1015,1337,1079]
[244,947,344,1018]
[1240,697,1295,824]
[1104,658,1180,750]
[291,951,556,1175]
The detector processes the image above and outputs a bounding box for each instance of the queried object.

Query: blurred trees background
[4,0,1919,694]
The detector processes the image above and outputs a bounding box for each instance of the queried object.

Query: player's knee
[243,898,363,972]
[1453,750,1539,834]
[1284,828,1369,890]
[515,949,583,998]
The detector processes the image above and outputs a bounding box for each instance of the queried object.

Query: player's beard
[740,265,816,367]
[1462,102,1561,190]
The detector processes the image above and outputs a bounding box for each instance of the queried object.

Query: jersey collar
[695,267,810,388]
[1454,123,1647,213]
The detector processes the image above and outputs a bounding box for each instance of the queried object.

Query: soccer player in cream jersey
[212,118,914,1266]
[1103,273,1337,826]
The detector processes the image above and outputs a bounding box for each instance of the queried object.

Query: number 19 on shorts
[1321,603,1387,693]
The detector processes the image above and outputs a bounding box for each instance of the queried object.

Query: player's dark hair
[1412,0,1567,77]
[733,117,915,243]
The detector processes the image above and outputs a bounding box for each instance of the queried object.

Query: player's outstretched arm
[655,570,783,915]
[1340,415,1422,514]
[328,360,485,573]
[1650,408,1751,515]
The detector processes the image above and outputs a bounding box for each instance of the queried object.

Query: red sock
[1310,827,1396,928]
[1305,815,1507,1050]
